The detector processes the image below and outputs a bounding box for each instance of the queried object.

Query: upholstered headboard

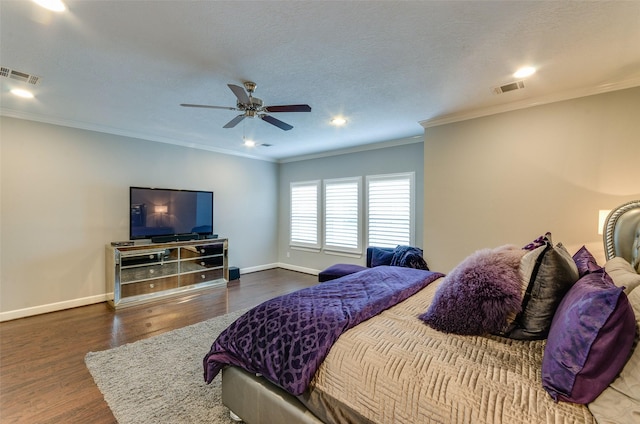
[604,200,640,272]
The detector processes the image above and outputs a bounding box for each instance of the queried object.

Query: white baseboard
[238,263,319,276]
[0,293,111,322]
[240,262,320,275]
[0,265,320,322]
[276,262,320,276]
[237,263,280,274]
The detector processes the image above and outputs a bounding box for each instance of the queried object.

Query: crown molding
[278,135,424,164]
[420,78,640,129]
[0,108,275,162]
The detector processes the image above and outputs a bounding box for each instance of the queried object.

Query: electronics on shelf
[130,186,214,241]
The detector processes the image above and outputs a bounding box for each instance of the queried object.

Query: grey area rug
[85,309,247,424]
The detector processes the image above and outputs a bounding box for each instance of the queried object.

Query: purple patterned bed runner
[203,266,442,395]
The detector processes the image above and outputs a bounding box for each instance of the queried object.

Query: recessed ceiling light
[32,0,66,12]
[513,66,536,78]
[243,139,256,147]
[331,117,347,126]
[10,88,35,99]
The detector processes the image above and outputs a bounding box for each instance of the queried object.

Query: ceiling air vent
[492,80,524,95]
[0,66,41,85]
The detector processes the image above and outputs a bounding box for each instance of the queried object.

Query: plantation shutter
[367,173,414,248]
[324,177,361,253]
[290,181,320,248]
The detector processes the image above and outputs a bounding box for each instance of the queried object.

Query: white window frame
[323,176,362,255]
[365,172,415,248]
[290,180,321,250]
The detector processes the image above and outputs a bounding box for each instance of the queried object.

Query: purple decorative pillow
[572,245,601,277]
[542,270,636,404]
[419,245,525,335]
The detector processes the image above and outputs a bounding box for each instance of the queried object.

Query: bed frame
[604,200,640,266]
[221,200,640,424]
[222,366,322,423]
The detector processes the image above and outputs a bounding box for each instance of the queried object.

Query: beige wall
[423,87,640,272]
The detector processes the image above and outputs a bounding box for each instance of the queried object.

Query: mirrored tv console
[106,238,228,308]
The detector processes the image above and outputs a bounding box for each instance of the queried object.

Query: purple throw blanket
[203,266,443,395]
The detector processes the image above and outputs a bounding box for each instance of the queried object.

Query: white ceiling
[1,1,639,162]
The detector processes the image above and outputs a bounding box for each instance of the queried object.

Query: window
[290,181,320,249]
[290,172,415,256]
[366,172,414,248]
[324,177,361,254]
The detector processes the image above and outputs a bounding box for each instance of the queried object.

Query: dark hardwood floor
[0,268,318,424]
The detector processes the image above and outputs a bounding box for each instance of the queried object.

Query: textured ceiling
[1,1,639,161]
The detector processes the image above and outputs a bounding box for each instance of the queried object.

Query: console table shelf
[106,238,228,308]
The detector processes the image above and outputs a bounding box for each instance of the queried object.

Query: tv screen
[129,187,214,240]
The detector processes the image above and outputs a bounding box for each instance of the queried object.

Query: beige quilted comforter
[304,278,596,424]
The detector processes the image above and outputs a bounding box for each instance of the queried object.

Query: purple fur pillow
[419,245,526,335]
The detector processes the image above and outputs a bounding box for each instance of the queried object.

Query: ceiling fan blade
[264,104,312,113]
[261,114,293,131]
[223,114,247,128]
[180,103,237,110]
[227,84,250,105]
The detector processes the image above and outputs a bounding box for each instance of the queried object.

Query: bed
[204,200,640,424]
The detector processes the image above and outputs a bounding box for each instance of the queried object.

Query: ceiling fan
[180,81,311,131]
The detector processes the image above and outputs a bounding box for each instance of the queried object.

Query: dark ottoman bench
[318,263,367,282]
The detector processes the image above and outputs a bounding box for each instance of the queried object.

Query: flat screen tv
[129,187,214,240]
